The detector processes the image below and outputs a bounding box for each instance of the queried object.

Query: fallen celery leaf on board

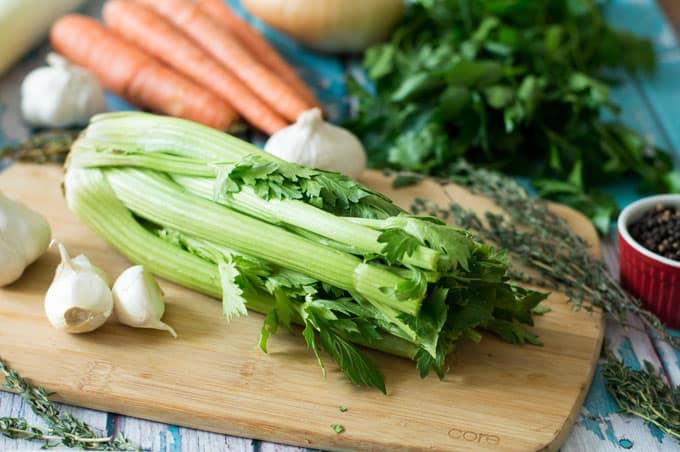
[331,424,346,434]
[63,111,548,393]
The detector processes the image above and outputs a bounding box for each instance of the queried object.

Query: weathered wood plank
[112,416,184,452]
[0,391,110,451]
[651,333,680,388]
[178,427,255,452]
[563,316,671,452]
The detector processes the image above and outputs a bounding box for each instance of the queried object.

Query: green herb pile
[348,0,679,232]
[64,112,548,393]
[604,351,680,439]
[0,357,137,450]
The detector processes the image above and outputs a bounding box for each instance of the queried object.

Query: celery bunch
[65,112,546,393]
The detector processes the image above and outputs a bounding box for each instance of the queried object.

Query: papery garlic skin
[112,265,177,338]
[21,53,106,128]
[0,190,51,287]
[264,108,367,179]
[45,243,113,333]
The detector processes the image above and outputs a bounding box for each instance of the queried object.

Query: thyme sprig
[604,350,680,438]
[405,159,680,350]
[0,356,138,450]
[0,129,79,164]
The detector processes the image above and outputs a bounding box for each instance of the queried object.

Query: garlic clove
[44,243,113,333]
[71,254,112,286]
[0,190,51,287]
[265,108,367,179]
[112,265,177,338]
[0,236,25,287]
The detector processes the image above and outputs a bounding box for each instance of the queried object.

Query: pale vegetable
[21,53,106,128]
[241,0,404,53]
[265,108,366,179]
[112,265,177,338]
[0,190,51,287]
[45,243,113,333]
[0,0,85,75]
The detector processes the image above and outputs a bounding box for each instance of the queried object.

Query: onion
[241,0,404,53]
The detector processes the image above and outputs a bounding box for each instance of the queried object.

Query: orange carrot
[197,0,319,108]
[134,0,312,123]
[103,0,286,135]
[50,15,237,130]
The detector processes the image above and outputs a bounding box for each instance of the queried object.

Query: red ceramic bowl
[618,194,680,329]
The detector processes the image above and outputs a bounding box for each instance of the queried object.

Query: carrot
[134,0,312,123]
[50,15,237,130]
[103,0,286,135]
[197,0,319,108]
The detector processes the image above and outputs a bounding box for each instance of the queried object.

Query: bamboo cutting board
[0,163,603,452]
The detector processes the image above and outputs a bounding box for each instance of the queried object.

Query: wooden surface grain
[0,163,603,452]
[1,0,679,451]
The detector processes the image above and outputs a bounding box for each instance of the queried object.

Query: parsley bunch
[347,0,679,232]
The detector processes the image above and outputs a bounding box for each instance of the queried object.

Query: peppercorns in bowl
[618,195,680,329]
[628,204,680,262]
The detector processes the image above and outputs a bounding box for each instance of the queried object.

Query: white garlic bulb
[0,190,51,287]
[21,52,106,128]
[112,265,177,337]
[264,108,367,179]
[45,243,113,333]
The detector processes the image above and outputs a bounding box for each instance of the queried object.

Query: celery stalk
[72,139,441,271]
[104,168,424,317]
[64,167,419,360]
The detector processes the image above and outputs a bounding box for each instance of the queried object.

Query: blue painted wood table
[1,0,679,450]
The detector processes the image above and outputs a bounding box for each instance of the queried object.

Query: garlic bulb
[21,52,106,128]
[241,0,404,53]
[45,243,113,333]
[265,108,367,179]
[112,265,177,337]
[0,190,51,287]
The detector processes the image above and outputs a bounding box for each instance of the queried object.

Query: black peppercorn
[628,204,680,262]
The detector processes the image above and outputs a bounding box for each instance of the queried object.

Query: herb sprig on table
[348,0,679,232]
[0,129,78,164]
[604,351,680,439]
[0,357,138,451]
